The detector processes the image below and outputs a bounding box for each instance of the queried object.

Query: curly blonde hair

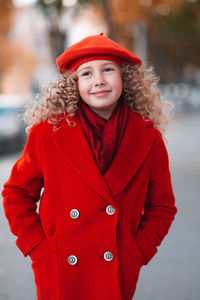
[22,62,174,137]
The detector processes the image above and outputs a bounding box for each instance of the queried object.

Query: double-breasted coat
[2,107,177,300]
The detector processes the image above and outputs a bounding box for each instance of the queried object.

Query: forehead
[77,60,119,72]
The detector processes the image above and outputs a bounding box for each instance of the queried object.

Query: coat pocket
[120,234,145,300]
[30,237,61,300]
[131,236,146,266]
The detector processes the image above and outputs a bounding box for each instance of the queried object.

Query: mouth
[91,90,111,96]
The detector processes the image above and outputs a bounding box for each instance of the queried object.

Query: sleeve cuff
[16,226,46,257]
[134,232,158,265]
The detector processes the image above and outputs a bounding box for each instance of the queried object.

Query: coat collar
[50,107,155,204]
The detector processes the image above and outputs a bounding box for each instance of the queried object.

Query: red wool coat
[2,108,177,300]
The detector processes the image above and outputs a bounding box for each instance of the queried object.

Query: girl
[2,33,177,300]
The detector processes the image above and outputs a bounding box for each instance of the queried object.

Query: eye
[80,71,91,77]
[103,67,114,72]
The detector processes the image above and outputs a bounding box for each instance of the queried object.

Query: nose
[94,71,106,86]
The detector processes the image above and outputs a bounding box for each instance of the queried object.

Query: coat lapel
[104,109,155,196]
[50,116,114,203]
[50,109,155,201]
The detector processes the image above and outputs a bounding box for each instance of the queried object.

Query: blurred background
[0,0,200,299]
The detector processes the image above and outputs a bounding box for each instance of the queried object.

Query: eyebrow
[77,62,116,74]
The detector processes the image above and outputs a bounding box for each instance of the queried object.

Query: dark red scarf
[77,98,129,174]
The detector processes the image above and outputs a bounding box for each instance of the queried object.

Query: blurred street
[0,0,199,299]
[0,111,199,300]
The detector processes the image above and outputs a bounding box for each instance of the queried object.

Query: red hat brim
[56,33,142,74]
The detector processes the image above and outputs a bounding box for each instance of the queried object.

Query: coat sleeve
[1,123,48,257]
[134,131,177,265]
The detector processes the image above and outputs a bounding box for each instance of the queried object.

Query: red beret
[56,32,142,74]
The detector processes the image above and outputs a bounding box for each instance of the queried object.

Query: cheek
[113,76,123,95]
[77,81,86,97]
[119,80,123,93]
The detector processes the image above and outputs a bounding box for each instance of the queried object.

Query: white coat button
[70,209,79,219]
[68,255,78,265]
[106,205,115,215]
[104,251,114,261]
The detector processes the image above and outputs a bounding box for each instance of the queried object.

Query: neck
[88,101,120,120]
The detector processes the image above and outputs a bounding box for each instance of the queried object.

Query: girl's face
[77,60,123,119]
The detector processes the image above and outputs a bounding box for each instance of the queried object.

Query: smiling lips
[91,90,111,97]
